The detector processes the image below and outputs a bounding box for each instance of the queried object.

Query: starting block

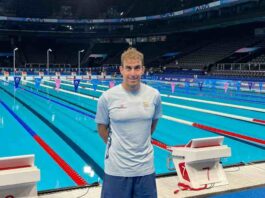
[0,155,40,197]
[169,136,231,191]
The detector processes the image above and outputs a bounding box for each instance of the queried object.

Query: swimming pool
[0,78,264,191]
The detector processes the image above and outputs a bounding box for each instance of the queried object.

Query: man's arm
[95,94,109,144]
[151,119,159,135]
[97,124,109,143]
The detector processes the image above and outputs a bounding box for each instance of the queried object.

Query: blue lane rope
[22,88,96,119]
[0,99,37,137]
[1,80,97,119]
[0,85,104,179]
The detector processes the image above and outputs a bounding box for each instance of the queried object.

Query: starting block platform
[0,155,40,197]
[169,136,231,192]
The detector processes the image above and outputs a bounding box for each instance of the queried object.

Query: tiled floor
[39,162,265,198]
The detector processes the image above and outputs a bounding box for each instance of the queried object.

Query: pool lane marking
[253,119,265,125]
[22,88,95,120]
[22,83,96,114]
[10,81,264,176]
[162,101,265,126]
[22,82,180,151]
[151,138,185,152]
[18,82,194,151]
[162,94,265,113]
[60,79,265,113]
[162,115,265,148]
[1,79,97,115]
[18,83,180,168]
[42,79,265,125]
[0,99,87,186]
[24,80,98,101]
[1,86,104,179]
[19,81,265,148]
[162,89,265,106]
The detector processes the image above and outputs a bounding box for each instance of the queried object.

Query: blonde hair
[121,47,144,66]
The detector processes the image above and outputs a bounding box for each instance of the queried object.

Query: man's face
[120,58,145,90]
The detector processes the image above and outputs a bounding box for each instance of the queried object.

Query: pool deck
[39,162,265,198]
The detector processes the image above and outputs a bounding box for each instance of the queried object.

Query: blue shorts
[101,173,157,198]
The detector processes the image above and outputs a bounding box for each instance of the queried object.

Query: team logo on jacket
[143,101,149,108]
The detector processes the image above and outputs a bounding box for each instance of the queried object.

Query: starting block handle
[167,155,176,171]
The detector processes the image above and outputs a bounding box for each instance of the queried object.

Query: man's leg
[101,173,133,198]
[133,173,157,198]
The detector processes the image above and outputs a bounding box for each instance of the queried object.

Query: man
[95,47,162,198]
